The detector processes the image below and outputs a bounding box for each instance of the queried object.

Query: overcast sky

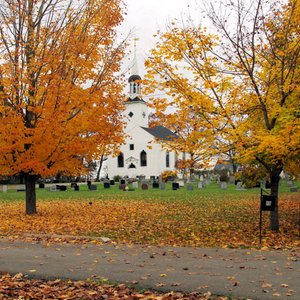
[119,0,203,75]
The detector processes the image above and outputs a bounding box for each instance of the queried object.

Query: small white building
[106,71,179,179]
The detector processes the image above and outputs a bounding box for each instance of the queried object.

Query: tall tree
[0,0,126,214]
[145,0,300,230]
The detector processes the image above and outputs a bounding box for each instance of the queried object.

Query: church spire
[131,37,139,76]
[128,37,142,100]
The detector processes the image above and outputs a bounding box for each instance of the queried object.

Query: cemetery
[0,178,298,249]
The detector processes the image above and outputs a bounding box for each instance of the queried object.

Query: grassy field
[0,181,299,249]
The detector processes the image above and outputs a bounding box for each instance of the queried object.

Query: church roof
[141,125,178,141]
[128,74,142,83]
[126,96,146,103]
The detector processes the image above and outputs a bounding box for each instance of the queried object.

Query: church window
[128,111,134,118]
[129,144,134,150]
[140,150,147,167]
[166,151,170,168]
[117,152,124,168]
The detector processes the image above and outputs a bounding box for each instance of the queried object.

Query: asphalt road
[0,238,299,299]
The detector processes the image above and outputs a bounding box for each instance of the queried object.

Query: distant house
[106,70,179,179]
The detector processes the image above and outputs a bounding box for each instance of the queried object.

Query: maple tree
[0,0,126,214]
[145,0,300,231]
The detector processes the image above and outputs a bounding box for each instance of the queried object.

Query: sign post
[260,188,276,246]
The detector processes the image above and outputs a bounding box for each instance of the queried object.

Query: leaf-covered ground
[0,273,230,299]
[0,186,298,249]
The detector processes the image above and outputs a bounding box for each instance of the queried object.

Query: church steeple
[128,38,142,100]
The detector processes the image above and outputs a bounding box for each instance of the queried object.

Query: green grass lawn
[0,181,299,248]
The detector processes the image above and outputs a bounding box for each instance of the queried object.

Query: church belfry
[128,37,142,100]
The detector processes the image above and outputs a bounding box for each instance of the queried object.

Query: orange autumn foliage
[0,0,127,213]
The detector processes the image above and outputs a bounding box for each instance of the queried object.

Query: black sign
[261,195,276,211]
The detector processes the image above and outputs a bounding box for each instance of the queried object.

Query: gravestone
[39,183,45,189]
[199,175,204,182]
[109,180,115,186]
[58,185,67,191]
[89,184,97,190]
[172,182,179,190]
[132,181,138,189]
[236,181,243,190]
[178,181,185,187]
[141,183,148,190]
[104,182,110,189]
[50,185,57,191]
[229,176,235,184]
[287,180,293,187]
[290,187,298,192]
[152,182,159,189]
[74,185,80,191]
[119,184,126,190]
[17,185,26,192]
[220,182,227,190]
[160,182,166,190]
[2,185,7,193]
[120,179,126,185]
[198,182,203,189]
[186,184,194,191]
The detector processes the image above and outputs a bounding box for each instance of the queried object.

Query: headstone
[150,176,156,182]
[199,175,204,182]
[89,184,97,190]
[290,187,298,192]
[287,180,293,187]
[132,181,138,189]
[2,185,7,192]
[39,183,45,189]
[178,181,185,187]
[172,182,179,190]
[50,185,57,191]
[120,179,126,185]
[59,185,67,191]
[141,183,148,190]
[87,180,92,187]
[190,174,195,182]
[229,176,235,184]
[74,185,80,191]
[119,184,126,190]
[160,182,166,190]
[198,182,203,189]
[187,184,194,191]
[109,180,115,186]
[236,181,243,190]
[104,182,110,189]
[220,182,227,190]
[152,182,159,189]
[17,185,26,192]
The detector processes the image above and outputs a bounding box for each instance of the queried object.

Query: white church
[105,67,179,180]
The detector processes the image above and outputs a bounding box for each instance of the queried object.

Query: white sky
[119,0,203,75]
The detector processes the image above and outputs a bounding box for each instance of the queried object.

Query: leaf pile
[0,193,298,249]
[0,273,229,300]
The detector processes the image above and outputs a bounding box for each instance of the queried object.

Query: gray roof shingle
[141,125,178,141]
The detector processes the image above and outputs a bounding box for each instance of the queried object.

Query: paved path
[0,238,299,299]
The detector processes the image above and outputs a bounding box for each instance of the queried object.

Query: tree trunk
[269,169,282,231]
[24,174,37,215]
[95,155,105,182]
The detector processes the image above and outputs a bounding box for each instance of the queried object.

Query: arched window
[117,152,124,168]
[166,151,170,168]
[140,150,147,167]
